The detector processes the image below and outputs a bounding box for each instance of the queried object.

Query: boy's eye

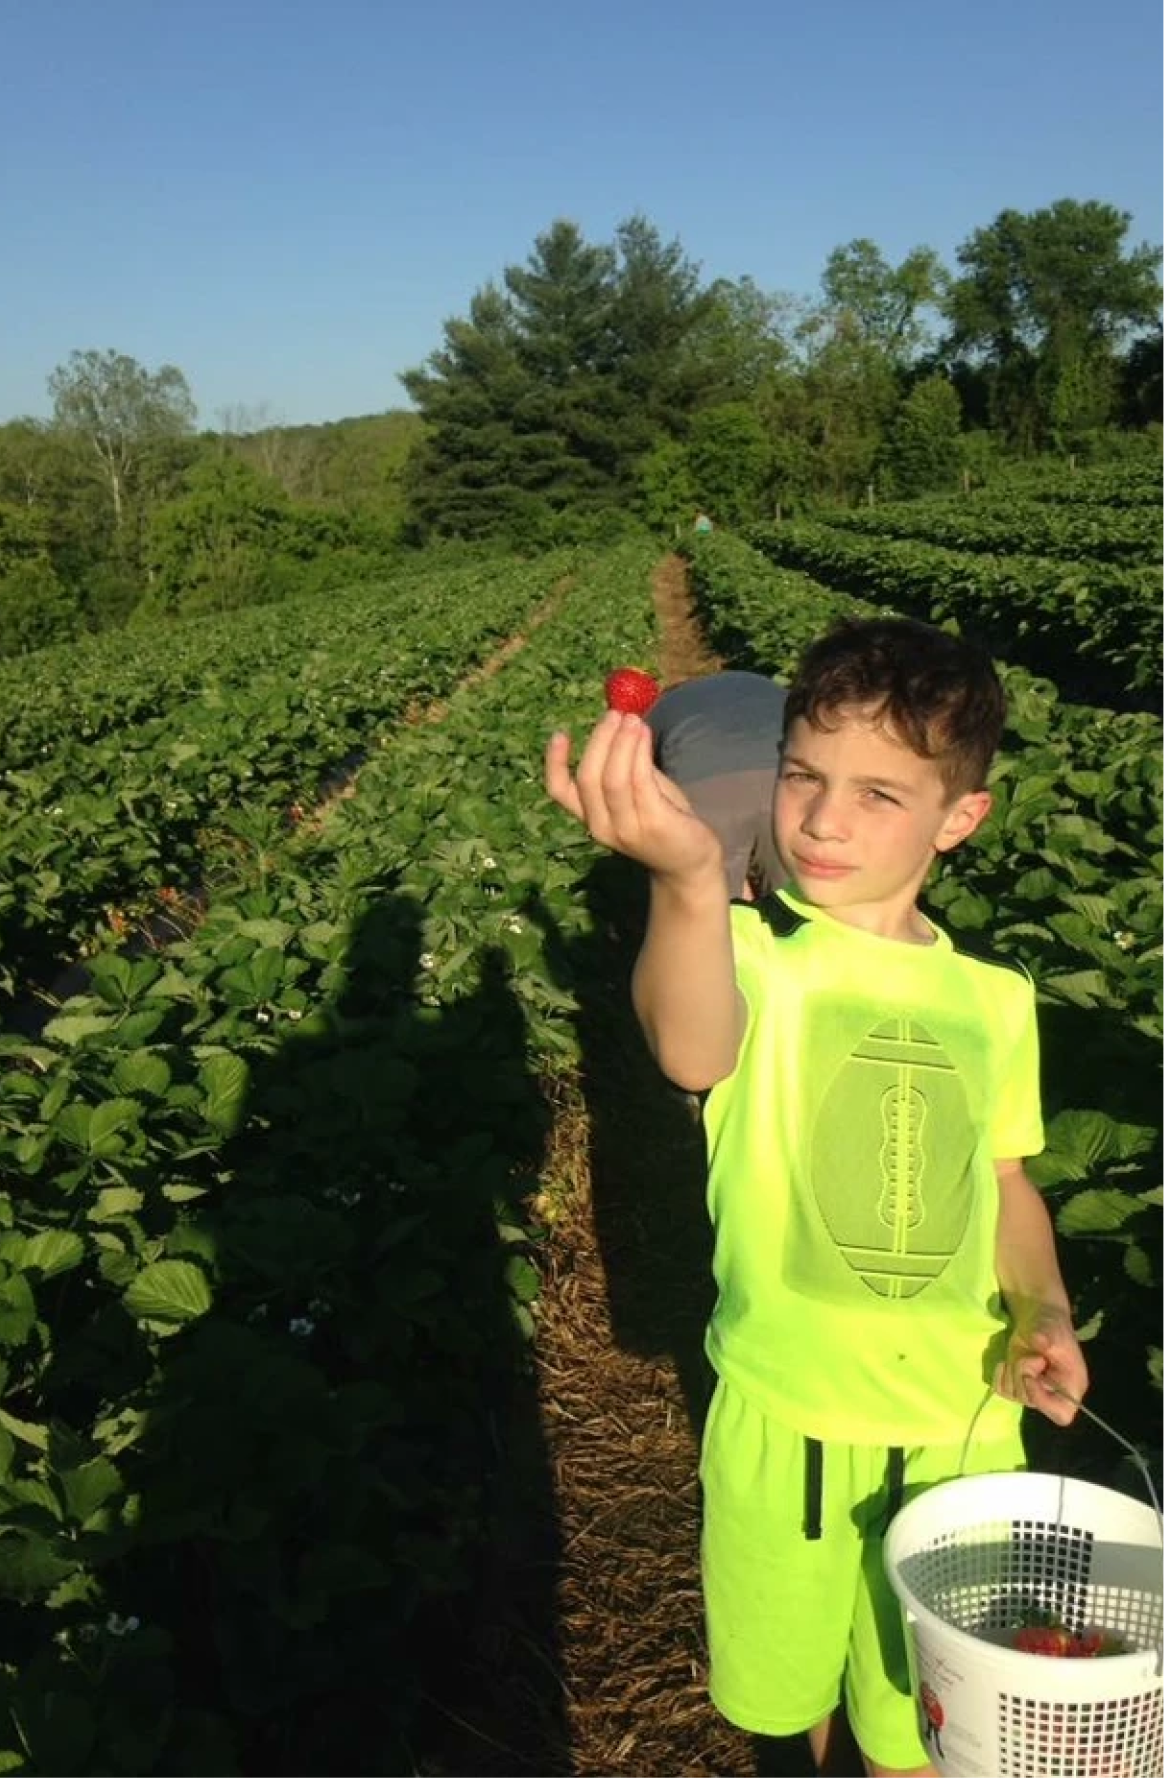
[862,788,900,806]
[780,769,816,784]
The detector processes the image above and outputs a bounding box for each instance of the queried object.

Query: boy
[546,615,1088,1777]
[645,670,788,901]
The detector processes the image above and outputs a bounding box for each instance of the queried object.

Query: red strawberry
[604,667,660,715]
[1015,1624,1075,1656]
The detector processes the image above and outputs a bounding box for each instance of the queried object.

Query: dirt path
[426,555,760,1777]
[654,550,726,688]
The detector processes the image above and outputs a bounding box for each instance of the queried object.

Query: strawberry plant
[0,538,662,1772]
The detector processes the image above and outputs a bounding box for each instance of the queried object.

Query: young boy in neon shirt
[546,615,1088,1776]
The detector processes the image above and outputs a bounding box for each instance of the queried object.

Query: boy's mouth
[795,855,855,880]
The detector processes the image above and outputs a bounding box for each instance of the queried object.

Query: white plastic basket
[884,1471,1163,1777]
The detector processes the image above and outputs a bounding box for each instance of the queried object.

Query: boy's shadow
[530,856,717,1434]
[97,890,571,1776]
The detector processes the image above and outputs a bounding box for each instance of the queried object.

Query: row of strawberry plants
[983,457,1161,509]
[0,539,661,1774]
[688,530,1161,1444]
[747,519,1159,706]
[825,494,1160,566]
[0,554,568,1003]
[0,549,521,772]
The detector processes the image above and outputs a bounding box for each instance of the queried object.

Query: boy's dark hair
[783,616,1005,796]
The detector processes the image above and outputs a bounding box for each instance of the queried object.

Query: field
[0,461,1159,1774]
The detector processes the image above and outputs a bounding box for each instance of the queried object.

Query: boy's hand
[994,1304,1089,1425]
[546,712,724,880]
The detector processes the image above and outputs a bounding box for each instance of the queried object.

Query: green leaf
[58,1098,139,1157]
[113,1008,169,1046]
[85,953,135,1005]
[123,1260,212,1326]
[59,1456,123,1527]
[1056,1188,1142,1236]
[1040,1109,1156,1181]
[112,1052,173,1098]
[249,946,285,1001]
[1059,892,1116,928]
[22,1230,85,1279]
[198,1052,250,1136]
[0,1407,48,1451]
[0,1530,77,1602]
[0,1275,36,1348]
[89,1186,145,1222]
[42,1012,113,1046]
[88,1098,140,1157]
[238,918,293,947]
[1039,969,1108,1009]
[1124,1243,1154,1287]
[505,1254,541,1304]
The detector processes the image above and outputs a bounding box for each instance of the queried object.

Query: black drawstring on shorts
[801,1439,906,1540]
[883,1445,905,1533]
[803,1436,824,1540]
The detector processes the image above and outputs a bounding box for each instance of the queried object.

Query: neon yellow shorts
[700,1380,1024,1770]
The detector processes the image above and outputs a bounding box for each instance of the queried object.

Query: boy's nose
[802,792,849,841]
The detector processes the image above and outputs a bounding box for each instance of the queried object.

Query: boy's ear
[934,789,992,853]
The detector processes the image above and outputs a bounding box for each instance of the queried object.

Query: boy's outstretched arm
[993,1159,1089,1426]
[545,712,745,1091]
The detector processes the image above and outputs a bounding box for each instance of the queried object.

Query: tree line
[0,378,420,656]
[401,199,1160,545]
[0,196,1159,656]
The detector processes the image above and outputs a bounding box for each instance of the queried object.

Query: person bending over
[646,670,788,901]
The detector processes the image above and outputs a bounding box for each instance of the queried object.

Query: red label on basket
[911,1643,989,1771]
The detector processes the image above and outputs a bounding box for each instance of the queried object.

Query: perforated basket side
[997,1686,1164,1778]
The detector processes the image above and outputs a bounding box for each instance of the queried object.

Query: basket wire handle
[1044,1372,1164,1678]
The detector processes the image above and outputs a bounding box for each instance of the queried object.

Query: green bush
[0,557,81,657]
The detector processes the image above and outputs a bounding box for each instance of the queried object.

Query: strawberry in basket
[1012,1609,1128,1657]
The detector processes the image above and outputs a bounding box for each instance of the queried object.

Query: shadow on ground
[18,889,572,1776]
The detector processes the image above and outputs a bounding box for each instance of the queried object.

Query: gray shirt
[646,671,788,898]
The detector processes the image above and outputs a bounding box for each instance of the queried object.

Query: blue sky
[4,0,1160,428]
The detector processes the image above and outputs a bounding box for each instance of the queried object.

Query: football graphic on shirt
[808,1016,976,1299]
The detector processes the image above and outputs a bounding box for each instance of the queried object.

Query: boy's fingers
[575,714,645,835]
[545,731,585,822]
[599,716,653,820]
[1025,1375,1079,1425]
[994,1344,1085,1425]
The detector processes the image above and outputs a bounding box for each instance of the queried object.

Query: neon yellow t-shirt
[702,889,1043,1447]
